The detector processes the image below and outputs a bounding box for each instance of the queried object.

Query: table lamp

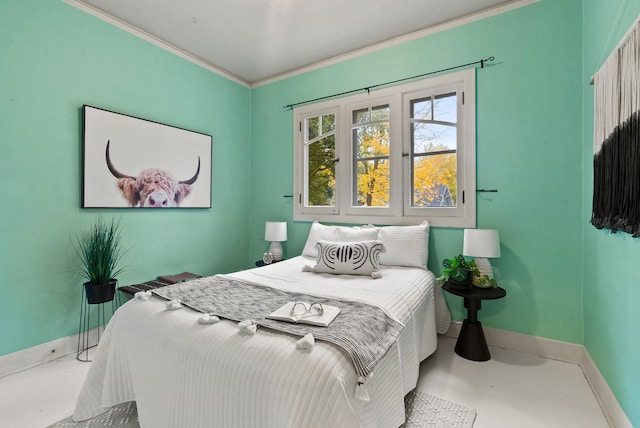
[265,221,287,262]
[463,229,501,284]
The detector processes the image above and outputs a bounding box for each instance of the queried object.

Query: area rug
[401,389,476,428]
[47,402,138,428]
[49,390,475,428]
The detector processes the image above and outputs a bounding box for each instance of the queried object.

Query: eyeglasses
[290,302,324,318]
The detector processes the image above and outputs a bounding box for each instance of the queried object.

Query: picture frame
[82,105,212,208]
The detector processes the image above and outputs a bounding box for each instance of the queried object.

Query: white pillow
[301,222,378,258]
[335,226,379,242]
[307,240,383,278]
[301,222,339,258]
[378,221,429,268]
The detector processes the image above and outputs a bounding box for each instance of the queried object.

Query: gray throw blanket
[152,275,403,379]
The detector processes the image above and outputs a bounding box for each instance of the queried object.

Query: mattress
[73,256,449,428]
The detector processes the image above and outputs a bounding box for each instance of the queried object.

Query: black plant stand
[76,285,121,362]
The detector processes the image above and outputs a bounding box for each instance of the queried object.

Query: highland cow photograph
[82,105,212,208]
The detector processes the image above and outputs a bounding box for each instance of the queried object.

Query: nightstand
[442,282,506,361]
[255,260,281,267]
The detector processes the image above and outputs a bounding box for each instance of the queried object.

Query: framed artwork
[82,105,212,208]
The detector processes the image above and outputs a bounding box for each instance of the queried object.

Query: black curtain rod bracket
[283,56,494,110]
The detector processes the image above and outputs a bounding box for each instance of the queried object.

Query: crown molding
[62,0,251,88]
[251,0,539,87]
[63,0,537,88]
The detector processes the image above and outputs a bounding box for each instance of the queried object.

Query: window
[293,69,476,227]
[301,109,338,214]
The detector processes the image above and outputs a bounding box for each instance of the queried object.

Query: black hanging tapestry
[592,20,640,236]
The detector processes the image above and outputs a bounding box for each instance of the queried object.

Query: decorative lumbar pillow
[304,240,384,278]
[378,221,429,268]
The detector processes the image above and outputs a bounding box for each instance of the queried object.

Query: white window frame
[293,68,476,227]
[296,107,340,216]
[344,95,398,218]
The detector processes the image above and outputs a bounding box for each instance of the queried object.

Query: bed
[73,222,450,428]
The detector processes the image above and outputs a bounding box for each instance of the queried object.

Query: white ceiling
[68,0,531,86]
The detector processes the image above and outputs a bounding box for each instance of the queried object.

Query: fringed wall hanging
[592,18,640,236]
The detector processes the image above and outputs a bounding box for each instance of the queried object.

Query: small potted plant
[437,254,473,289]
[74,218,126,304]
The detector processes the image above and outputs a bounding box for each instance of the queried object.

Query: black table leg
[454,297,491,361]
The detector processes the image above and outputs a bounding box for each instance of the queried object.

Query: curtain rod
[283,56,495,110]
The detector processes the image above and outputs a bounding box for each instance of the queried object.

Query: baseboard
[0,328,100,379]
[444,322,632,428]
[445,322,584,363]
[580,348,633,428]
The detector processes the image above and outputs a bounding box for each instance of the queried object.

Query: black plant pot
[84,279,117,304]
[446,278,472,290]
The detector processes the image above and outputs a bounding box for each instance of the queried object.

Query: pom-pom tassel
[355,376,371,401]
[238,319,258,335]
[165,299,183,311]
[296,333,315,350]
[198,313,220,325]
[134,291,152,301]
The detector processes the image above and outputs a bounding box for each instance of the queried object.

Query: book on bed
[267,301,340,327]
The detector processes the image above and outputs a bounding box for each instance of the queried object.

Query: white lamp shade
[463,229,501,258]
[265,222,287,242]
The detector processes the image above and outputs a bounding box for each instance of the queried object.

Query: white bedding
[73,256,450,428]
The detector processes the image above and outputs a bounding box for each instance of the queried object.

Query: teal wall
[251,0,584,343]
[582,0,640,424]
[0,0,252,356]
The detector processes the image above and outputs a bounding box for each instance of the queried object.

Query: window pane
[307,117,318,140]
[321,114,335,134]
[433,93,457,123]
[412,153,457,207]
[371,104,390,121]
[353,108,369,124]
[411,97,433,121]
[307,135,336,206]
[354,124,390,158]
[355,158,389,207]
[412,123,456,153]
[352,104,390,208]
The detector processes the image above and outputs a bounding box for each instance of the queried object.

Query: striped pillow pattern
[378,222,429,268]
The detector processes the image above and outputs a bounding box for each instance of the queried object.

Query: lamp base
[473,257,494,288]
[269,242,283,262]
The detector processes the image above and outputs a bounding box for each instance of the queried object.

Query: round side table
[255,260,283,267]
[442,282,506,361]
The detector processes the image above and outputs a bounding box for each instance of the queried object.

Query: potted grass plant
[75,218,126,304]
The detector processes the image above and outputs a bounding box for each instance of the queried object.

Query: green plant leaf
[74,217,126,285]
